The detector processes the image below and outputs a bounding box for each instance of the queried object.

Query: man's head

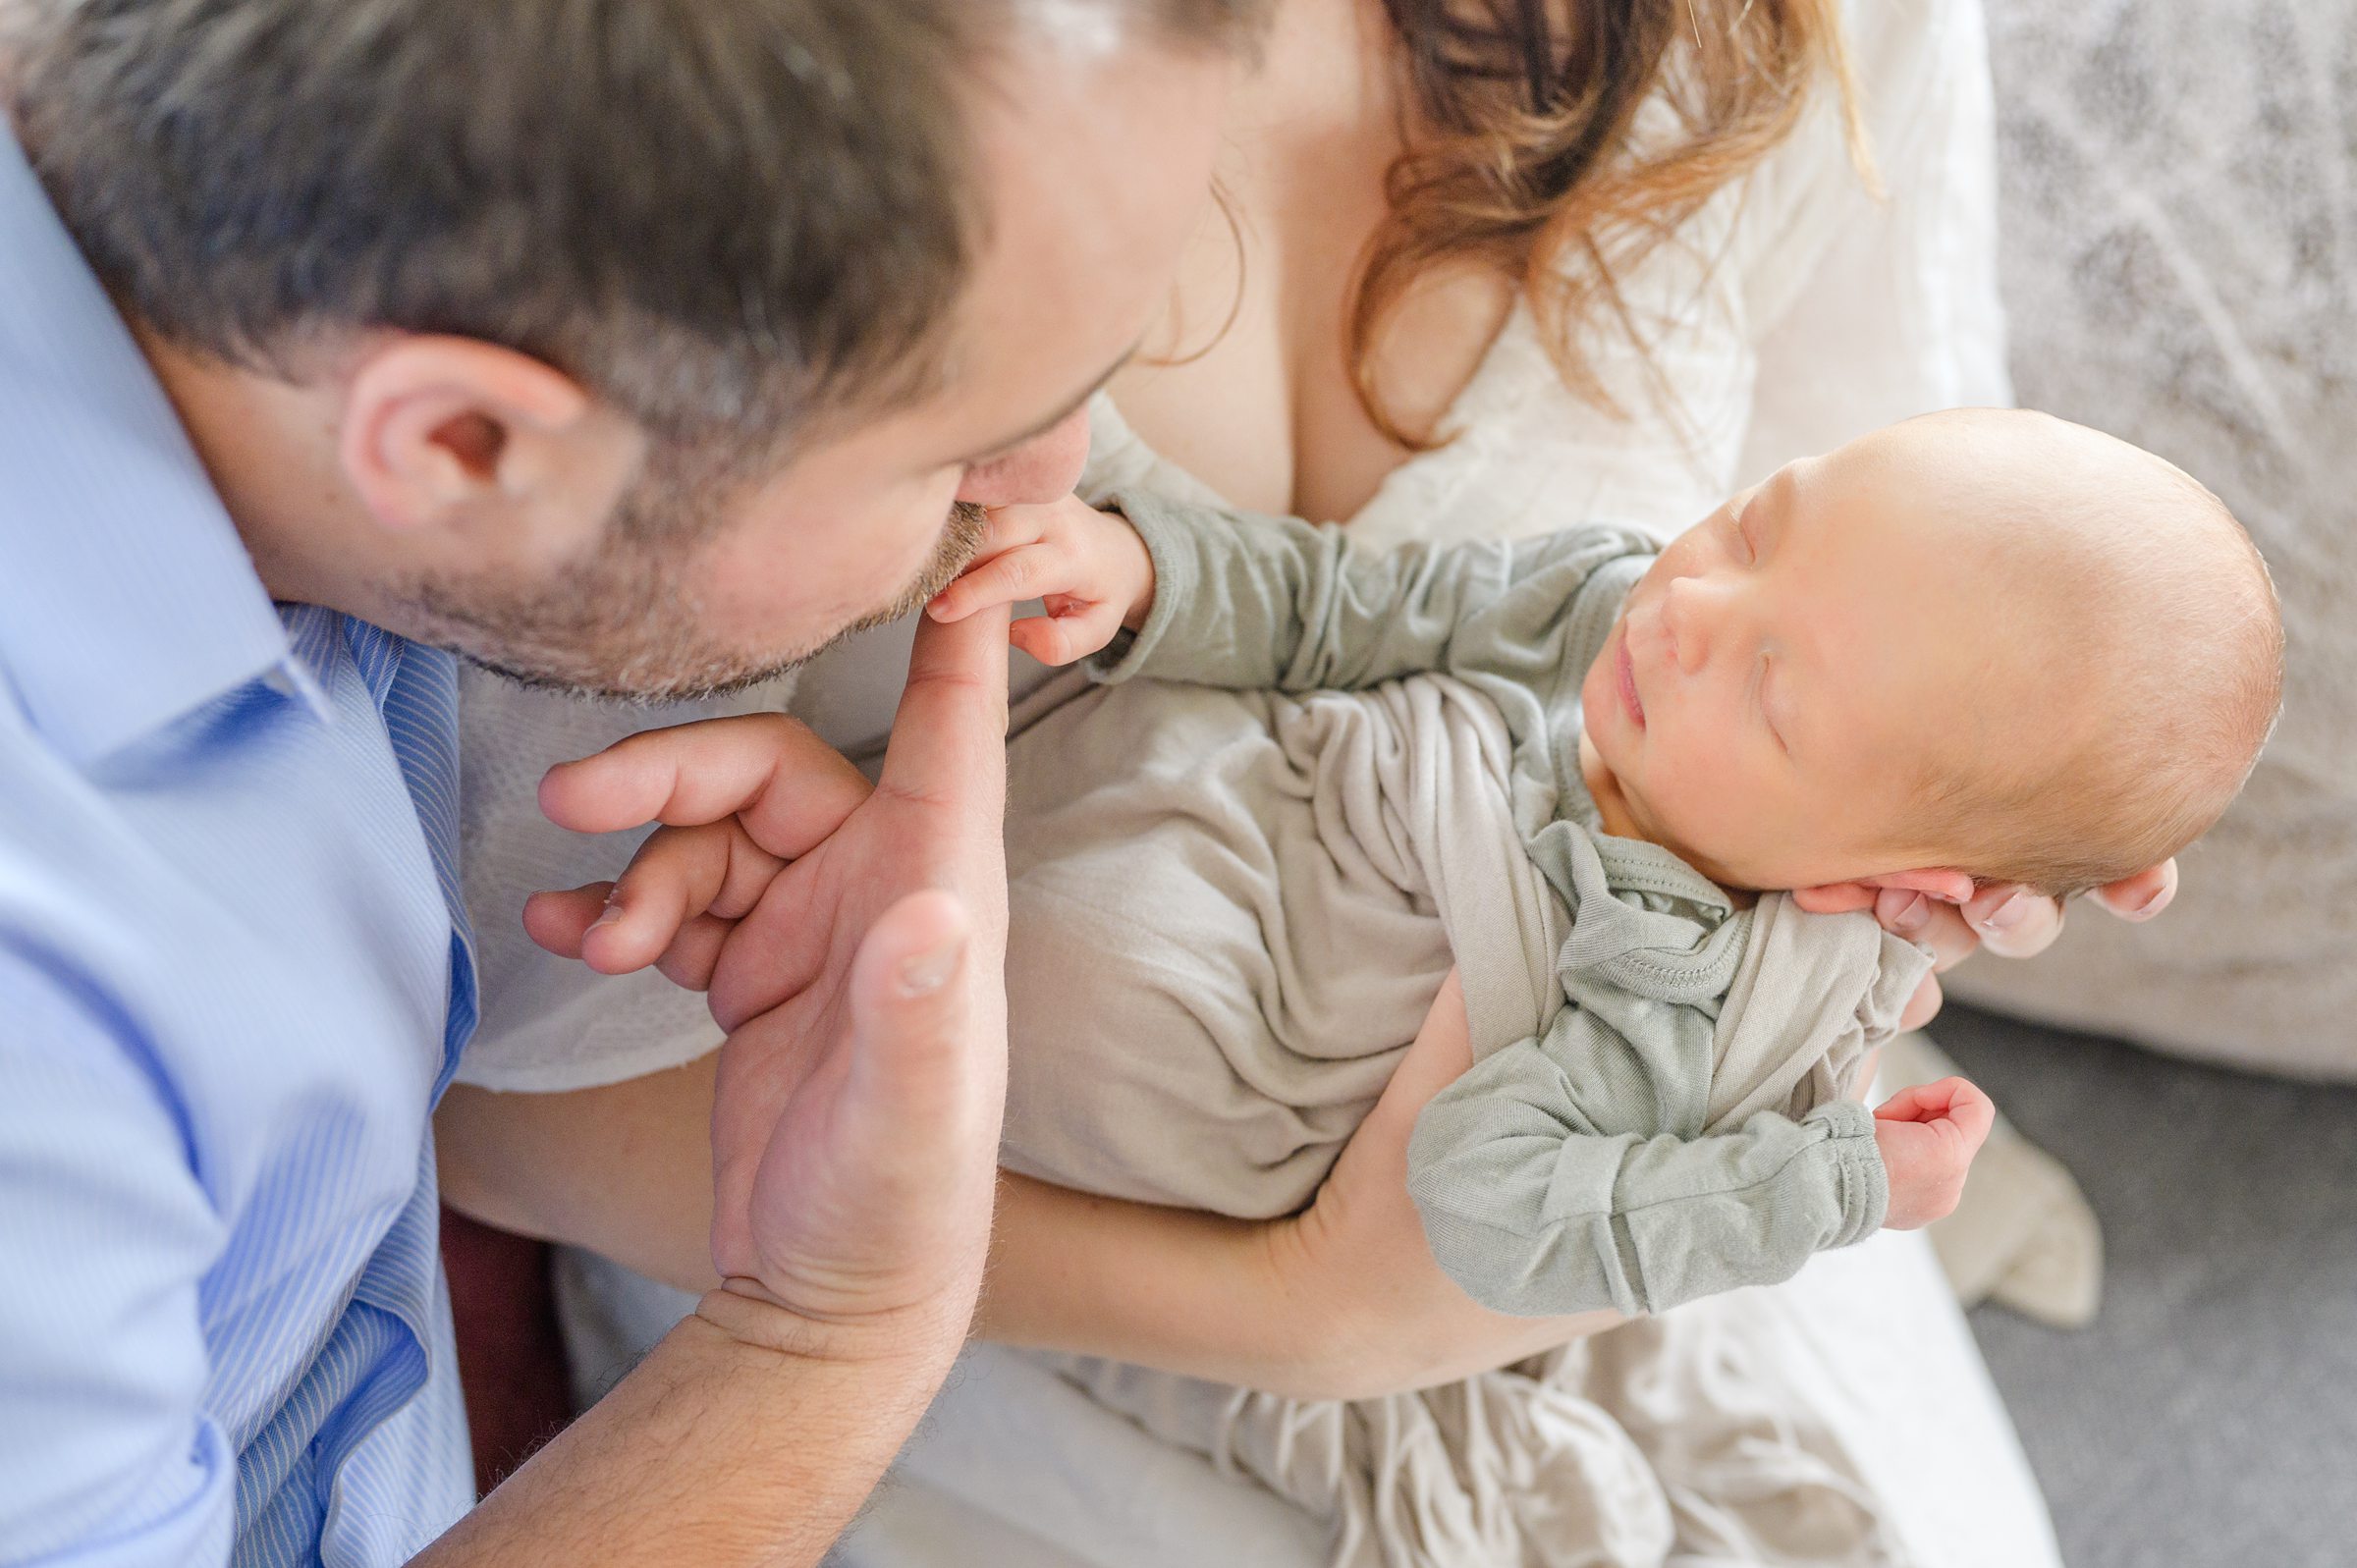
[6,0,1258,698]
[1581,407,2283,898]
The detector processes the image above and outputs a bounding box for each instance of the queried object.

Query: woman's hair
[1356,0,1864,446]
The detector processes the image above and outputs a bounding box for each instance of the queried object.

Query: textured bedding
[1945,0,2357,1077]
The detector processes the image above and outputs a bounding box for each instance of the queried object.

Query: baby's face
[1579,423,2036,892]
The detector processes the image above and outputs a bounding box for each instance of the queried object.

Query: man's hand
[1800,861,2180,1030]
[923,495,1156,666]
[1872,1076,1996,1230]
[525,608,1013,1362]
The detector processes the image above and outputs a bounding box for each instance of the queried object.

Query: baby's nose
[1661,577,1715,674]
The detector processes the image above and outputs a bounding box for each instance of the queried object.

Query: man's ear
[338,336,599,535]
[1791,866,1979,915]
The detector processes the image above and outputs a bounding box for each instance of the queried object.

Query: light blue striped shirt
[0,130,479,1564]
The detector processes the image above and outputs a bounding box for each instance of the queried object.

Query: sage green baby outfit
[999,491,1931,1320]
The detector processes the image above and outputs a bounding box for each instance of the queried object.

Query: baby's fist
[1871,1076,1996,1230]
[926,494,1155,666]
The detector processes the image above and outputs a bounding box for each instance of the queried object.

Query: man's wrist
[693,1277,976,1375]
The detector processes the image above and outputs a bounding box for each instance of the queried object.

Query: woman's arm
[440,972,1619,1404]
[981,975,1620,1397]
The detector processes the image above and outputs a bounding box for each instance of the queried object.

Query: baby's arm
[1406,1018,1883,1317]
[939,488,1652,697]
[1405,993,1992,1318]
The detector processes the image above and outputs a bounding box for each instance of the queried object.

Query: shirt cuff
[1085,489,1204,685]
[1810,1097,1891,1246]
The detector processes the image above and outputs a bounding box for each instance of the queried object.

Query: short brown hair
[6,0,1260,450]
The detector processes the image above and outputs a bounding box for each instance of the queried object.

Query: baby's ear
[1791,867,1978,914]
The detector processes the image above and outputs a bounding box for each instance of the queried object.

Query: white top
[463,0,2061,1562]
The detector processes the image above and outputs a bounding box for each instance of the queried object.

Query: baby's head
[1580,408,2282,901]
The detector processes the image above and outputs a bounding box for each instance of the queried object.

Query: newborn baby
[915,406,2282,1317]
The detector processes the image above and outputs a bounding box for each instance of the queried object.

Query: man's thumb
[848,890,991,1103]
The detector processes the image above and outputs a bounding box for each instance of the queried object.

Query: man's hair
[1911,454,2285,899]
[4,0,1258,454]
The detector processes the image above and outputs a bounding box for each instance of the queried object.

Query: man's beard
[393,498,991,705]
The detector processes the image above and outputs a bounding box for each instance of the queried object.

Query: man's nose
[954,406,1094,508]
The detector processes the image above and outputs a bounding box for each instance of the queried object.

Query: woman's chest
[1107,5,1511,523]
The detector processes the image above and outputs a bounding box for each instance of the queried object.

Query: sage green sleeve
[1092,489,1653,713]
[1403,977,1888,1319]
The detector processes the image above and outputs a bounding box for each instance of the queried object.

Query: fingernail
[1889,892,1931,937]
[1978,891,2033,933]
[896,937,963,999]
[591,898,626,929]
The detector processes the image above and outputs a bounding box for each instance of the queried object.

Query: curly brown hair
[1356,0,1866,446]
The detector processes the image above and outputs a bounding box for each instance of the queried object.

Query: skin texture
[1105,0,1515,524]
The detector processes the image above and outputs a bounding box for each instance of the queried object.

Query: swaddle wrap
[998,501,1929,1565]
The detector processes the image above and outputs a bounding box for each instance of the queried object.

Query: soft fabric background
[1951,2,2357,1562]
[1950,0,2357,1079]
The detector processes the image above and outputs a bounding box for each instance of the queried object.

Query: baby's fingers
[1874,1076,1996,1151]
[929,543,1067,624]
[1009,601,1123,667]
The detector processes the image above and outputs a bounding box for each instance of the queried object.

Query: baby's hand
[1872,1076,1996,1229]
[926,495,1154,666]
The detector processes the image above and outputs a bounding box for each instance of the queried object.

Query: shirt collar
[0,123,328,763]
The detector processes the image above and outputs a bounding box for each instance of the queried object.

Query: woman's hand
[1798,860,2179,1029]
[1260,970,1621,1397]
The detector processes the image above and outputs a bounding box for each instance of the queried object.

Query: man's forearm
[441,1064,1617,1406]
[415,1301,956,1567]
[444,1075,1335,1391]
